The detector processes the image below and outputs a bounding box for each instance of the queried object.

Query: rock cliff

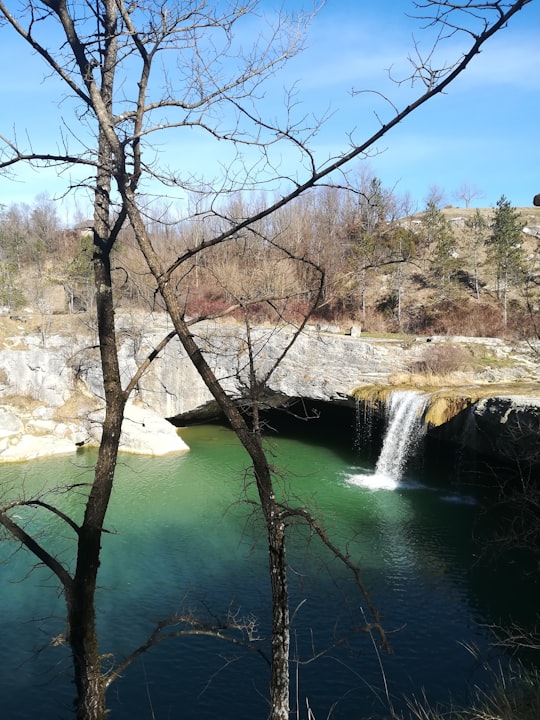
[0,312,539,462]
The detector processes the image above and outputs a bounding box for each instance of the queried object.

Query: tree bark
[67,129,126,716]
[122,193,291,719]
[62,2,126,711]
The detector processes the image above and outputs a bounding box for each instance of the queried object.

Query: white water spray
[375,391,428,482]
[348,390,428,490]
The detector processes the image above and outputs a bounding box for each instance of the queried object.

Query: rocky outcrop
[427,394,540,465]
[0,322,190,461]
[0,397,189,462]
[1,313,539,462]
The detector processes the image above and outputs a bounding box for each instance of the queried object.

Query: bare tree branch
[0,508,73,591]
[106,607,269,688]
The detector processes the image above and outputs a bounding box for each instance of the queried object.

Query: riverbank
[1,311,539,462]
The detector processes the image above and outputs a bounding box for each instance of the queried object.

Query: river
[0,411,537,719]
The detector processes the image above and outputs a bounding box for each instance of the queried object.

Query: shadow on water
[0,413,538,720]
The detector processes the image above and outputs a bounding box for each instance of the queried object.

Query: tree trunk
[63,252,125,719]
[123,195,291,718]
[264,500,290,720]
[66,113,126,718]
[68,376,124,720]
[66,581,108,720]
[503,271,508,327]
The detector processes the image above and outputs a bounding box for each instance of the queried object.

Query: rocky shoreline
[0,399,189,462]
[1,312,539,463]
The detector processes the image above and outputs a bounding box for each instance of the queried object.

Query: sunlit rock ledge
[1,312,539,462]
[0,400,189,463]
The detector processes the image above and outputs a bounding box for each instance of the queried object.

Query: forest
[1,184,539,340]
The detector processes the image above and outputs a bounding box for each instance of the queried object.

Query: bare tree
[453,182,485,208]
[424,183,447,210]
[465,208,489,300]
[0,2,533,719]
[0,203,30,271]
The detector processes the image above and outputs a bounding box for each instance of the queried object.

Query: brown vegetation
[2,196,539,340]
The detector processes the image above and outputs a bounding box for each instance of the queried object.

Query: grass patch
[355,330,415,341]
[400,663,540,720]
[351,384,396,405]
[351,381,540,428]
[471,346,518,370]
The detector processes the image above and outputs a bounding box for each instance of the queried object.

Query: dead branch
[106,607,269,688]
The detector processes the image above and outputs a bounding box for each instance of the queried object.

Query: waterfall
[354,396,375,452]
[373,390,427,487]
[348,390,428,490]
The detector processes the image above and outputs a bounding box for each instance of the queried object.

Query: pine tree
[486,195,525,326]
[422,200,457,298]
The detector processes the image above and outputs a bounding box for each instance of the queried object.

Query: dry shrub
[410,343,474,376]
[322,306,395,333]
[508,303,540,340]
[434,300,506,337]
[286,299,312,321]
[402,299,507,337]
[312,297,353,323]
[185,288,229,318]
[363,308,397,334]
[400,304,437,335]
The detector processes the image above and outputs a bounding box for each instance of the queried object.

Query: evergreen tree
[422,200,457,298]
[486,195,525,325]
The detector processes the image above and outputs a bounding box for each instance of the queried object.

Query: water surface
[0,423,537,719]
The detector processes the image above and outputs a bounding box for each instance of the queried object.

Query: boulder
[86,400,189,456]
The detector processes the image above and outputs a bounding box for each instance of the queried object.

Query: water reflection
[0,425,537,720]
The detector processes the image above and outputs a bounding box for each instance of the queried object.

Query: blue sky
[1,0,539,220]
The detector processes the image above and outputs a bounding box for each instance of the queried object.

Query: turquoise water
[0,423,537,719]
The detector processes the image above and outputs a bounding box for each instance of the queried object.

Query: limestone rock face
[0,335,75,407]
[86,401,189,456]
[1,313,539,462]
[0,408,24,437]
[470,395,540,460]
[0,395,188,462]
[0,404,83,461]
[133,324,407,418]
[259,330,404,401]
[0,324,192,461]
[425,394,540,464]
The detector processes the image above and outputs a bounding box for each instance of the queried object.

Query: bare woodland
[0,2,535,719]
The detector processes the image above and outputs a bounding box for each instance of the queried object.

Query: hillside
[437,205,540,224]
[348,204,540,338]
[1,199,539,341]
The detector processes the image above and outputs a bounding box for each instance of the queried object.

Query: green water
[0,423,537,719]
